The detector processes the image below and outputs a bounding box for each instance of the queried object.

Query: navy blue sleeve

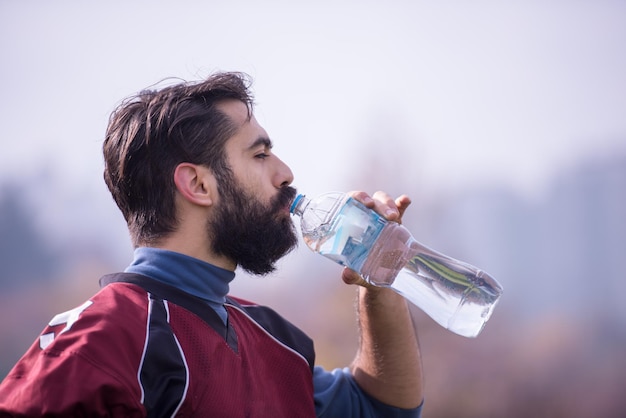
[313,366,423,418]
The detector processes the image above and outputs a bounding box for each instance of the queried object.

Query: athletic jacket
[0,273,316,417]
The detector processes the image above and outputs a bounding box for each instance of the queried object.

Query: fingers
[394,194,412,224]
[347,191,412,224]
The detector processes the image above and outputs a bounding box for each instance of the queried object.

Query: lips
[273,186,297,214]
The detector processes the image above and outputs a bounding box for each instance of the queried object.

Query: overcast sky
[1,0,625,204]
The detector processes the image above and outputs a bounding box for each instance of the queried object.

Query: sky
[1,0,625,225]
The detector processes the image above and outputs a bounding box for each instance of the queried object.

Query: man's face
[208,100,298,275]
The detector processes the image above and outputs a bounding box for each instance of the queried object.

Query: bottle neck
[290,194,309,217]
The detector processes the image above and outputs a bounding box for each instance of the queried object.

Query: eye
[255,152,270,160]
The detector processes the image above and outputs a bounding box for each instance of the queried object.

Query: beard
[209,178,299,276]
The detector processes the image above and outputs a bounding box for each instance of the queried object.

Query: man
[0,72,423,416]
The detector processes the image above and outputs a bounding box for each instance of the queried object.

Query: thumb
[341,267,373,288]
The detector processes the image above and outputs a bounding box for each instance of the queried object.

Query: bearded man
[0,72,424,417]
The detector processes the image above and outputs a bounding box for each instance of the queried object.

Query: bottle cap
[290,194,304,214]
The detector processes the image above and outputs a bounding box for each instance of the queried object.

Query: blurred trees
[0,181,59,289]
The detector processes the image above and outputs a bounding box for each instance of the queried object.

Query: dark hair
[103,72,254,246]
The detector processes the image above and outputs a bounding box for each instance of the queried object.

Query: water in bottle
[290,192,503,338]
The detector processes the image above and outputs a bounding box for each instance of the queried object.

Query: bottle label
[318,197,387,271]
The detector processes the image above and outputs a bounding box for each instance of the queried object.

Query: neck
[146,229,237,272]
[125,247,235,324]
[141,195,237,271]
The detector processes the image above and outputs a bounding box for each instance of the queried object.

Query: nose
[275,155,294,188]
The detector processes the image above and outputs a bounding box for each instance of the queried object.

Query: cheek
[237,171,262,193]
[240,168,272,193]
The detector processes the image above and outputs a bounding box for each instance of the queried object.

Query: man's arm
[348,284,424,408]
[344,191,424,409]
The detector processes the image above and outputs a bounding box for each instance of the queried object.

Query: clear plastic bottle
[290,192,503,338]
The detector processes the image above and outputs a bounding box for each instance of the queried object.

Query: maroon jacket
[0,273,316,417]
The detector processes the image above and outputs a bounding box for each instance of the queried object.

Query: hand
[341,191,412,287]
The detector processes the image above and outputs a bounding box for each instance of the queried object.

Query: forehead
[218,99,270,149]
[217,99,252,128]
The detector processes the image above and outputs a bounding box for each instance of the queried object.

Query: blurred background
[1,1,625,416]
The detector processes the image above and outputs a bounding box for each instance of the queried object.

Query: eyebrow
[248,136,273,150]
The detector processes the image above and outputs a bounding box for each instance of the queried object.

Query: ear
[173,163,215,207]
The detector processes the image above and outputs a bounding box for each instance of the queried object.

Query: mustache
[272,186,298,212]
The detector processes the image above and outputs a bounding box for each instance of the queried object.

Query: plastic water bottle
[290,192,503,338]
